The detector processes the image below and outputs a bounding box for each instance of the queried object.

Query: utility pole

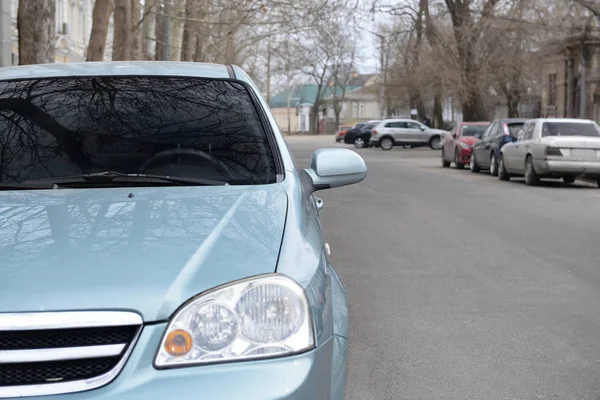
[162,0,172,61]
[378,33,386,119]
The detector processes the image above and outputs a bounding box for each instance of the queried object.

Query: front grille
[0,325,139,350]
[0,356,121,386]
[0,311,142,398]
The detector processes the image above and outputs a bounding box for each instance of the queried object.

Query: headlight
[155,274,314,368]
[459,142,471,149]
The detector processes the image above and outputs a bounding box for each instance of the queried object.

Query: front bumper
[458,147,472,163]
[534,159,600,178]
[22,324,346,400]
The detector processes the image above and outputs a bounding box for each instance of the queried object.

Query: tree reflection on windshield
[0,77,277,186]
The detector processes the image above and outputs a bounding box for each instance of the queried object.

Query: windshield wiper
[23,171,230,187]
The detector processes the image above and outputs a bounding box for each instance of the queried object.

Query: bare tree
[141,0,156,59]
[155,2,167,60]
[170,0,186,60]
[181,0,199,60]
[573,0,600,16]
[87,0,115,61]
[290,30,333,134]
[130,0,142,60]
[443,0,502,121]
[17,0,55,65]
[113,0,133,60]
[330,30,357,129]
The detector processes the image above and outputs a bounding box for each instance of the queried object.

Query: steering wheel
[138,148,231,177]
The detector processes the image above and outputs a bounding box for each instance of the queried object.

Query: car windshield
[542,122,600,137]
[506,122,524,136]
[361,123,377,131]
[461,125,488,136]
[0,76,277,187]
[541,122,600,137]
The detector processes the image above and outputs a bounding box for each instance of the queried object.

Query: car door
[510,122,534,173]
[444,125,458,160]
[478,121,498,168]
[381,121,402,141]
[385,121,408,142]
[473,121,498,168]
[404,121,426,143]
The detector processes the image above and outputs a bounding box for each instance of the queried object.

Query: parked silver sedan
[369,119,448,150]
[498,118,600,187]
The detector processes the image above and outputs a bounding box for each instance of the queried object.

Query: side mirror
[304,149,367,192]
[420,126,426,131]
[452,133,457,139]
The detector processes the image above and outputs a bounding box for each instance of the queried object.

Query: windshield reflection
[0,77,277,186]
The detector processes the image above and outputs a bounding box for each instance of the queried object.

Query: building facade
[541,34,600,124]
[1,0,94,66]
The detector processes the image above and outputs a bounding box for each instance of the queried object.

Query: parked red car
[335,125,352,142]
[442,121,490,169]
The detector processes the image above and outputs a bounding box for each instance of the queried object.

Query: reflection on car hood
[0,185,287,321]
[459,136,479,145]
[541,136,600,149]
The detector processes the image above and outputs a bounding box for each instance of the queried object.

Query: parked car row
[338,119,449,150]
[442,117,600,188]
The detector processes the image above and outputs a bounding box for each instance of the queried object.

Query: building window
[547,73,557,106]
[359,103,365,118]
[352,103,357,118]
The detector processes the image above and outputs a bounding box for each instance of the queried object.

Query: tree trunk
[141,0,155,59]
[310,104,320,135]
[130,0,142,60]
[433,85,444,128]
[17,0,55,65]
[507,92,521,118]
[169,0,185,60]
[112,0,132,60]
[180,0,198,61]
[154,3,165,60]
[410,91,426,121]
[459,42,487,121]
[87,0,114,61]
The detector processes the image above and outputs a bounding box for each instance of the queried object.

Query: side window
[483,122,497,138]
[521,123,534,140]
[406,122,422,130]
[527,123,536,140]
[385,122,407,128]
[497,122,505,136]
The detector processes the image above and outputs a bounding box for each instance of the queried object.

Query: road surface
[287,135,600,400]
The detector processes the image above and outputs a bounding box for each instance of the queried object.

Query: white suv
[370,119,448,150]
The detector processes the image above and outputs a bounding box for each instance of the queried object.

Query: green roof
[269,84,361,108]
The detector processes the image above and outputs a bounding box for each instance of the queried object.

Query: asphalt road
[286,135,600,400]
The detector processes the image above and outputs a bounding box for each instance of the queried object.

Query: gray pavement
[286,135,600,400]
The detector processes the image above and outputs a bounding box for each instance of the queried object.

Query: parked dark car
[344,122,378,148]
[470,118,529,176]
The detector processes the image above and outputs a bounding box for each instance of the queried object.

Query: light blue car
[0,62,367,399]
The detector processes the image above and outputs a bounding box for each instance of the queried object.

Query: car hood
[0,185,288,322]
[541,136,600,149]
[459,136,479,145]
